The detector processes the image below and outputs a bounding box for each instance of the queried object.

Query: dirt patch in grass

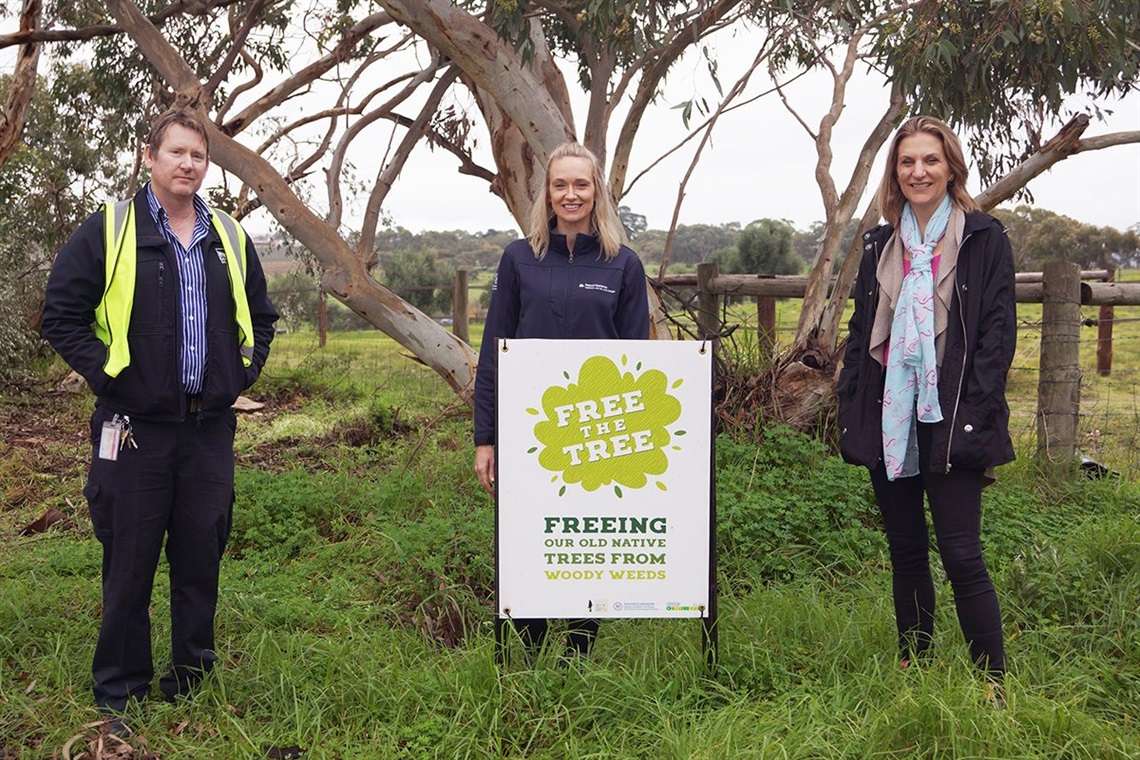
[237,406,417,474]
[0,391,90,536]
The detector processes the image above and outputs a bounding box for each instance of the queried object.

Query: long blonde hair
[876,115,979,228]
[527,142,626,260]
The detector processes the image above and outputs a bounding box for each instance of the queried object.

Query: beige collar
[868,206,966,367]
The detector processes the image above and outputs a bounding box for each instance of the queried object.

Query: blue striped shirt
[146,183,211,396]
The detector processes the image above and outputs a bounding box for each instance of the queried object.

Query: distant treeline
[262,207,1139,332]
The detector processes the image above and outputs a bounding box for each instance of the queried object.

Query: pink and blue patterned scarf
[882,195,952,480]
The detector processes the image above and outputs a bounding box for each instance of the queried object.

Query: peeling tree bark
[378,0,574,170]
[456,16,575,227]
[0,0,42,168]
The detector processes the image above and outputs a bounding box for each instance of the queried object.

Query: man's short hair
[146,107,210,156]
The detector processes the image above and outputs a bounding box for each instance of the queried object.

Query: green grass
[2,327,1140,758]
[707,271,1140,474]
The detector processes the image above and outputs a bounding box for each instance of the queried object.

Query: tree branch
[0,0,245,48]
[608,0,748,195]
[975,123,1140,212]
[659,38,772,278]
[216,49,263,122]
[382,112,497,184]
[360,65,462,260]
[327,57,442,230]
[974,114,1091,211]
[1076,130,1140,153]
[0,0,42,168]
[377,0,573,154]
[622,65,814,198]
[794,81,904,346]
[202,0,271,96]
[220,12,396,135]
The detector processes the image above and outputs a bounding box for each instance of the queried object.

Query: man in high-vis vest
[43,107,278,735]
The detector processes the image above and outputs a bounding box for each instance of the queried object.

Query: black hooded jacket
[836,210,1016,473]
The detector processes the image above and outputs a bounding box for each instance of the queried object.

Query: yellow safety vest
[93,198,256,377]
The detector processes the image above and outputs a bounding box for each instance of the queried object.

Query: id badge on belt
[98,414,138,461]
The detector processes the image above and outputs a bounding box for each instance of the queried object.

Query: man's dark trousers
[84,404,236,712]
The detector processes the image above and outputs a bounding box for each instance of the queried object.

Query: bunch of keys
[119,415,138,451]
[98,413,139,461]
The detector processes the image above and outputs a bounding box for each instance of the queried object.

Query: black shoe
[160,664,207,702]
[104,716,131,739]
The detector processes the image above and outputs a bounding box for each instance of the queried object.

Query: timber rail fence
[654,262,1140,472]
[267,263,1140,474]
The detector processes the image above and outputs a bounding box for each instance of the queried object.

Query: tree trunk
[0,0,42,168]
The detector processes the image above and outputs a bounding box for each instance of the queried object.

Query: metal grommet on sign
[699,340,707,355]
[500,339,509,352]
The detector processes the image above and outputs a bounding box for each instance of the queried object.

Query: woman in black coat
[837,116,1016,682]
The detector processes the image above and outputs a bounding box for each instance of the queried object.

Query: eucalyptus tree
[750,0,1137,426]
[1,0,766,397]
[0,0,1136,406]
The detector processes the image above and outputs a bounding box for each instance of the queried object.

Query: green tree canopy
[0,69,133,381]
[381,247,453,314]
[736,218,801,275]
[993,206,1140,270]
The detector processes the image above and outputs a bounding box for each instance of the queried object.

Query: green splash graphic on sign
[530,354,682,493]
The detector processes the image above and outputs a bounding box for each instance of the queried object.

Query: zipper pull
[158,261,165,287]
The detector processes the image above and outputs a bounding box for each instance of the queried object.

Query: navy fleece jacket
[473,232,649,446]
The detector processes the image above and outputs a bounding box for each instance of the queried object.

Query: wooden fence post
[1036,260,1081,470]
[757,296,776,354]
[452,268,469,343]
[696,262,720,340]
[1096,268,1114,377]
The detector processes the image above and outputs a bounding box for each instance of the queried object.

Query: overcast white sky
[374,60,1139,236]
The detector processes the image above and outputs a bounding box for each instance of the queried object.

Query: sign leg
[495,617,506,666]
[702,615,718,672]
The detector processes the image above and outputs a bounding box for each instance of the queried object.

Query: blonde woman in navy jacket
[474,142,649,657]
[837,116,1016,682]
